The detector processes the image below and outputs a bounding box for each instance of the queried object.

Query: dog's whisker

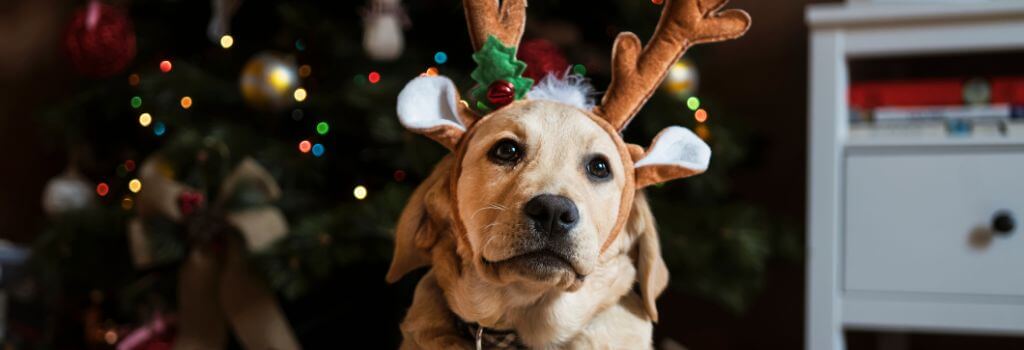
[469,203,507,222]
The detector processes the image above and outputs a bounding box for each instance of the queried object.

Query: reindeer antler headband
[396,0,750,252]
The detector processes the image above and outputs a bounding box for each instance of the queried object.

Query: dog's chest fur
[442,253,638,347]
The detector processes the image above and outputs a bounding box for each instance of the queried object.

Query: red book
[992,77,1024,104]
[850,77,1024,109]
[849,79,963,109]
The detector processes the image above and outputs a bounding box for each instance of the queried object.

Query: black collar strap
[453,316,527,349]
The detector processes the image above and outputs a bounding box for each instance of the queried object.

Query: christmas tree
[11,0,797,348]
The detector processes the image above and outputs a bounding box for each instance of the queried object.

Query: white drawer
[844,147,1024,297]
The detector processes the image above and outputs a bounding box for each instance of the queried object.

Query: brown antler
[463,0,528,50]
[596,0,750,130]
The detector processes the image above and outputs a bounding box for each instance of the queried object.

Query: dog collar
[446,105,636,255]
[454,316,526,350]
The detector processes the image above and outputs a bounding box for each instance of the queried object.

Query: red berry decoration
[63,1,137,78]
[487,80,516,108]
[177,191,205,217]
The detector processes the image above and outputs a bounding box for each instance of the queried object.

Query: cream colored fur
[390,101,668,349]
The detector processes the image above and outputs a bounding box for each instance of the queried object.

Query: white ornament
[42,168,94,216]
[363,0,407,61]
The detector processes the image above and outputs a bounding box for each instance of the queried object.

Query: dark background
[2,0,1022,349]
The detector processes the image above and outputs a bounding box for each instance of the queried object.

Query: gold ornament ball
[663,59,698,97]
[239,52,300,111]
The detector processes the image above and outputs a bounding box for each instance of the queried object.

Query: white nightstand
[805,3,1024,350]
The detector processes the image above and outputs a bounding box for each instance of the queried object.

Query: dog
[386,0,750,348]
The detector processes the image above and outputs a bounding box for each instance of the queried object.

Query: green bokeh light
[130,96,143,109]
[316,121,329,135]
[686,96,700,111]
[572,64,587,76]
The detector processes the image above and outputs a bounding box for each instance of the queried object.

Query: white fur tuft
[525,72,597,110]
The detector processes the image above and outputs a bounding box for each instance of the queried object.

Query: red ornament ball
[486,80,516,108]
[517,39,569,81]
[63,2,137,78]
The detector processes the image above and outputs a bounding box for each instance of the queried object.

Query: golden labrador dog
[386,0,749,348]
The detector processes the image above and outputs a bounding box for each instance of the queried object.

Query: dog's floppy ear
[397,76,476,151]
[386,157,454,283]
[633,126,711,189]
[630,193,669,322]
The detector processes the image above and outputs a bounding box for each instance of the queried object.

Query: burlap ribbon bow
[127,156,300,350]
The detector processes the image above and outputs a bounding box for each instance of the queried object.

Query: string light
[159,60,172,73]
[695,108,708,123]
[393,170,406,182]
[293,88,307,102]
[295,39,306,51]
[128,74,140,86]
[153,122,166,136]
[652,0,664,4]
[353,185,368,200]
[311,143,325,157]
[696,124,711,140]
[368,71,381,84]
[316,121,330,135]
[291,109,304,121]
[219,35,234,49]
[573,64,587,76]
[124,160,136,172]
[96,183,110,197]
[180,96,193,109]
[138,113,152,127]
[104,330,118,345]
[434,51,448,64]
[130,96,142,109]
[128,179,142,193]
[298,64,312,78]
[121,196,134,211]
[298,140,312,153]
[686,96,700,111]
[425,67,439,77]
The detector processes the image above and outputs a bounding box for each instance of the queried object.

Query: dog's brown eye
[489,139,523,165]
[586,156,612,181]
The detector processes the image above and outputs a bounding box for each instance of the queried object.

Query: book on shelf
[873,104,1015,121]
[850,76,1024,109]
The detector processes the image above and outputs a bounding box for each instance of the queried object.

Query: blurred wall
[0,0,71,242]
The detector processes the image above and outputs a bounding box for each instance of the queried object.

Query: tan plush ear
[386,157,455,283]
[634,126,711,188]
[630,193,669,322]
[397,76,474,151]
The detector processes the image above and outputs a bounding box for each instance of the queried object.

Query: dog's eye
[586,156,612,181]
[489,139,523,165]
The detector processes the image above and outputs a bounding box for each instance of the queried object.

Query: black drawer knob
[992,211,1015,235]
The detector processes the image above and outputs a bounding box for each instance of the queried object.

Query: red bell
[486,80,516,108]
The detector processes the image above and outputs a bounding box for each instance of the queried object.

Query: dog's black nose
[524,194,579,235]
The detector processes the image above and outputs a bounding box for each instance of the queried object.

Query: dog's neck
[436,239,637,347]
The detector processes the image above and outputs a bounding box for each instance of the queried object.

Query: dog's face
[388,76,712,311]
[456,100,626,289]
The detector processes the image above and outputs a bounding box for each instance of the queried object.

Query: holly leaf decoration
[470,35,534,112]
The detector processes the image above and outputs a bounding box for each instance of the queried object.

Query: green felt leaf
[469,36,534,111]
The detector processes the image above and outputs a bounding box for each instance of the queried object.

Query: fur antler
[596,0,750,130]
[463,0,528,50]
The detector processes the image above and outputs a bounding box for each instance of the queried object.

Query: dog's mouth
[483,249,585,282]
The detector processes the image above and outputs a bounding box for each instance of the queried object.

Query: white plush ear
[397,76,470,151]
[634,126,711,188]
